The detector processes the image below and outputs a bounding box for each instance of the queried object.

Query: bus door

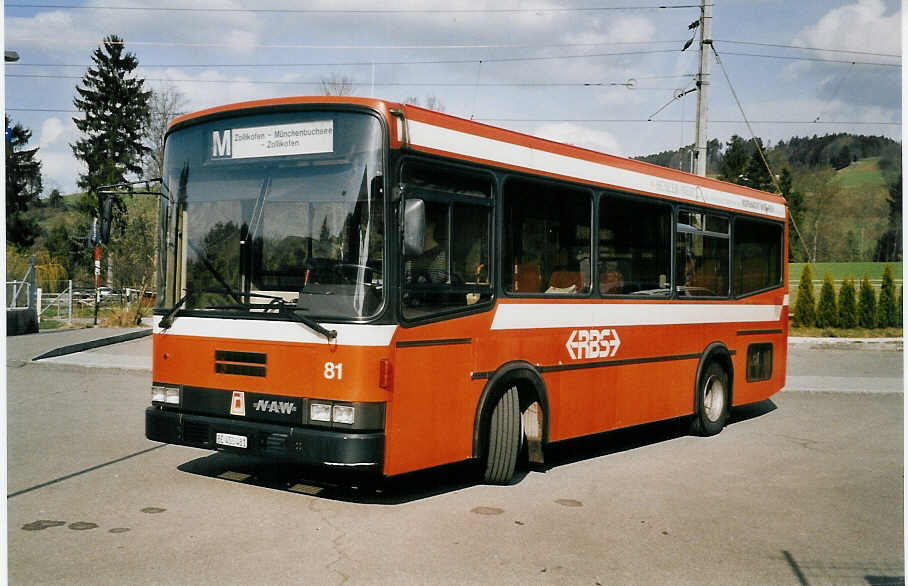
[385,184,494,476]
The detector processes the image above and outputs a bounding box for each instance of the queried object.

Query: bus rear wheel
[692,361,729,437]
[483,386,521,485]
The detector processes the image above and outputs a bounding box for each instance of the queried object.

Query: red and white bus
[146,96,788,484]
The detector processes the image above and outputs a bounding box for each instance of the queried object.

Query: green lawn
[790,261,902,283]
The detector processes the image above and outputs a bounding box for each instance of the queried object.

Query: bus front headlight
[332,405,355,425]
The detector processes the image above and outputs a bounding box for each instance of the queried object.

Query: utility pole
[694,0,712,177]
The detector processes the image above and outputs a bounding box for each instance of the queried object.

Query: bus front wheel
[483,386,521,485]
[692,361,729,436]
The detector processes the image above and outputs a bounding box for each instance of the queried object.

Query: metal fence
[6,280,32,309]
[37,280,73,325]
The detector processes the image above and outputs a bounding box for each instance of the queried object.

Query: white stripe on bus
[408,120,786,220]
[490,303,784,330]
[152,315,398,346]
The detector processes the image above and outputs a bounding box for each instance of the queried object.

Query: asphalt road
[6,332,904,585]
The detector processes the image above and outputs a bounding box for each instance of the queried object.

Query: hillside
[634,133,901,264]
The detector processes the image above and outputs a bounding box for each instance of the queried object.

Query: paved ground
[5,330,904,585]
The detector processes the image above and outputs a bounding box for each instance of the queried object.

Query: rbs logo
[565,328,621,360]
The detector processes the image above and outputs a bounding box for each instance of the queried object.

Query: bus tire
[483,386,520,485]
[692,361,729,437]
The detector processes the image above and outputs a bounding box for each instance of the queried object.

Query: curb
[32,329,152,361]
[788,336,903,345]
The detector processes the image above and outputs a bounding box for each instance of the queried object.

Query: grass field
[835,157,889,190]
[790,261,902,283]
[789,326,902,338]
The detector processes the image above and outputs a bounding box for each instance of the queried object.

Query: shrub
[858,274,877,328]
[895,285,905,327]
[815,272,838,328]
[793,264,816,327]
[837,275,857,329]
[876,264,898,328]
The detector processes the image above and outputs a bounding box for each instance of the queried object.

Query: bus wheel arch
[692,343,734,436]
[473,362,549,482]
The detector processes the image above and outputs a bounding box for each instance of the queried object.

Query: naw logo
[565,328,621,360]
[253,400,297,415]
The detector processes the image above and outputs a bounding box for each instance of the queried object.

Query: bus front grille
[182,421,210,445]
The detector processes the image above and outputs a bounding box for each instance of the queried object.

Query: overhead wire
[4,3,701,14]
[5,72,680,90]
[813,61,856,123]
[710,43,812,263]
[6,107,898,126]
[713,39,900,59]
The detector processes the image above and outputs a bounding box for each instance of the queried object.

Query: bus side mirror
[403,198,425,258]
[99,197,113,244]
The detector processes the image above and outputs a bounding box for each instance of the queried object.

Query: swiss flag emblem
[230,391,245,416]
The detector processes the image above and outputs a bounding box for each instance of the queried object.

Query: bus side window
[598,194,672,296]
[502,178,591,296]
[676,210,730,298]
[400,161,493,320]
[733,217,782,296]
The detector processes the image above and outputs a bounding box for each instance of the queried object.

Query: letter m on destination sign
[212,130,231,158]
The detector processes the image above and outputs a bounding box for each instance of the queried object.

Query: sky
[2,0,902,195]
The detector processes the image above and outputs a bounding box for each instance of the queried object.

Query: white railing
[7,280,32,309]
[37,280,73,325]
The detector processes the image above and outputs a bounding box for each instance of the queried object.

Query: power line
[714,39,900,59]
[813,61,857,123]
[476,118,900,125]
[8,37,690,52]
[5,72,676,90]
[7,44,897,68]
[4,3,700,14]
[7,108,897,126]
[717,49,899,68]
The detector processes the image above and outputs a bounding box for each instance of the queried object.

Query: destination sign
[211,120,334,160]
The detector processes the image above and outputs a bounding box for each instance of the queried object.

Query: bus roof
[169,96,787,220]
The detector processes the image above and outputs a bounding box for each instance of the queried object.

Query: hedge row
[793,264,901,329]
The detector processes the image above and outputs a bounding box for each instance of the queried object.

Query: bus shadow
[177,398,777,504]
[177,452,482,504]
[543,398,777,469]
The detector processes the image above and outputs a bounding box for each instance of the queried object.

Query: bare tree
[798,168,842,263]
[320,74,355,96]
[405,95,445,112]
[143,84,188,179]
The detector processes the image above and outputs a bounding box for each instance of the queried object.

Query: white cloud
[533,122,623,156]
[794,0,900,55]
[39,117,65,148]
[40,150,84,195]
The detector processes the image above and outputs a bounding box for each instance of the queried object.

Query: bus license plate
[216,432,248,449]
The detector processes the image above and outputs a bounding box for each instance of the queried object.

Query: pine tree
[72,35,151,217]
[858,274,877,328]
[5,116,43,247]
[898,286,903,327]
[720,135,750,184]
[793,264,816,327]
[815,272,838,328]
[876,264,898,327]
[779,167,807,262]
[837,276,857,329]
[742,138,773,192]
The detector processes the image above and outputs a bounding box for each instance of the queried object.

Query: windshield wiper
[185,240,244,306]
[275,303,337,341]
[159,292,192,329]
[203,296,336,341]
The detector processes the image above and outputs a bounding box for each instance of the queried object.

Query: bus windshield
[158,110,385,321]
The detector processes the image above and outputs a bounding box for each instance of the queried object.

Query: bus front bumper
[145,407,384,470]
